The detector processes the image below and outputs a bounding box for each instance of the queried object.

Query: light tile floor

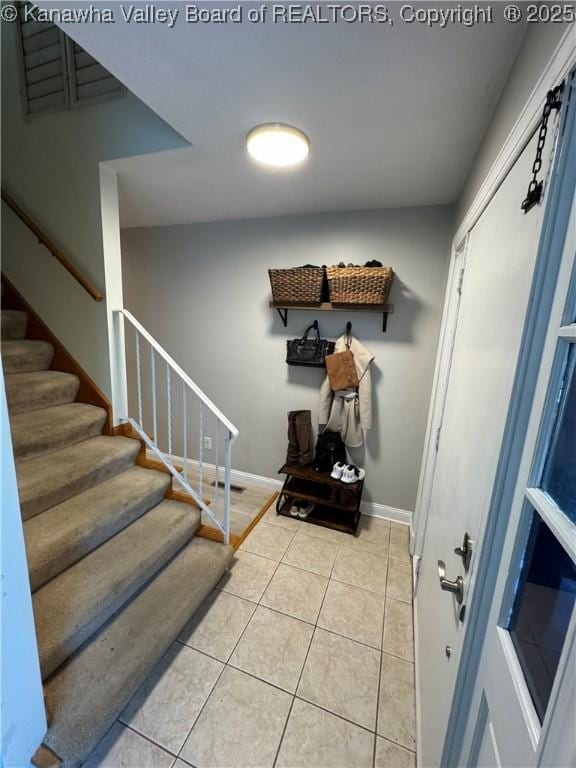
[88,515,416,768]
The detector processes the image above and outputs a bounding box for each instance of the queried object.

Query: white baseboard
[361,501,412,527]
[223,467,283,493]
[147,449,412,526]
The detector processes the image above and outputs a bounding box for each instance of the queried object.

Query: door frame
[444,69,576,766]
[411,23,576,763]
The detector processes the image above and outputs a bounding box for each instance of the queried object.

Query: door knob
[437,560,464,604]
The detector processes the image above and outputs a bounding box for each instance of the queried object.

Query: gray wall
[1,22,188,396]
[456,22,569,225]
[121,207,453,512]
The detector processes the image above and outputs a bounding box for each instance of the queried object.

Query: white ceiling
[38,2,526,227]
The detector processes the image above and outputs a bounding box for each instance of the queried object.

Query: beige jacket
[319,335,374,447]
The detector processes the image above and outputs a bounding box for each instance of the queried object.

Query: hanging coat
[318,335,374,448]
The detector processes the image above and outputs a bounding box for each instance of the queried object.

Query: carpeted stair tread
[34,499,202,679]
[1,309,28,339]
[1,339,54,373]
[16,436,140,521]
[43,537,233,768]
[11,403,108,460]
[25,467,171,591]
[4,370,80,415]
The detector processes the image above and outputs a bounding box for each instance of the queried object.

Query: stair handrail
[1,188,103,302]
[115,308,239,544]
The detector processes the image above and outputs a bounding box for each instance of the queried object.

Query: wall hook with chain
[521,83,564,214]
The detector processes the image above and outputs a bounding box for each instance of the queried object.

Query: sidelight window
[506,319,576,724]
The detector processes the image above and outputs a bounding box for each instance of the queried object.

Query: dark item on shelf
[314,429,346,473]
[269,266,325,304]
[276,463,364,535]
[286,321,335,368]
[286,410,314,467]
[326,266,394,305]
[325,349,358,391]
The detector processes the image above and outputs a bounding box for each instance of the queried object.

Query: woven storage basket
[268,267,325,304]
[327,266,394,304]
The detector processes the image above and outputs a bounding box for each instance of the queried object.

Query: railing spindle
[151,348,157,444]
[198,400,204,498]
[214,420,220,518]
[167,363,172,458]
[224,430,232,545]
[135,330,143,428]
[182,380,188,483]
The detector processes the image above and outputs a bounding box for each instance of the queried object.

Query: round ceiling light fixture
[246,123,310,168]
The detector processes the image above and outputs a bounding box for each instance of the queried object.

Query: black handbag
[286,321,335,368]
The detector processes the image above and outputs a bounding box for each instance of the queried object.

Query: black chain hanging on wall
[521,83,564,214]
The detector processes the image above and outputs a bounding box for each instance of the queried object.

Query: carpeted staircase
[1,306,233,767]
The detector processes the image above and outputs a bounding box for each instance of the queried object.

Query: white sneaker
[330,461,346,480]
[289,502,300,517]
[341,465,366,484]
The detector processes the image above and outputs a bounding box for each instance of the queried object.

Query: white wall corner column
[100,162,127,425]
[1,372,47,766]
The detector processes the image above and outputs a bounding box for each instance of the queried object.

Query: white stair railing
[112,309,238,544]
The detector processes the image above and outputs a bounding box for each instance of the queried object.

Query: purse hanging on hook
[325,321,359,391]
[285,320,335,367]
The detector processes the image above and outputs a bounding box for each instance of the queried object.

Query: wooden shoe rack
[276,464,364,535]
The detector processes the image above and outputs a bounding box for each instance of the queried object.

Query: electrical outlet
[204,436,213,451]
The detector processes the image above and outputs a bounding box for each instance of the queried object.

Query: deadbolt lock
[454,532,473,572]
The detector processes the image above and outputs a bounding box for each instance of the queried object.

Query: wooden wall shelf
[269,301,394,332]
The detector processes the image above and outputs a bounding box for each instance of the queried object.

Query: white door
[415,121,560,766]
[459,91,576,768]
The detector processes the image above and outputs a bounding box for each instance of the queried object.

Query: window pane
[542,346,576,522]
[508,511,576,722]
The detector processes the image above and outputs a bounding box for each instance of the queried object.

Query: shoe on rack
[330,461,346,480]
[289,501,300,517]
[341,465,366,484]
[297,502,314,519]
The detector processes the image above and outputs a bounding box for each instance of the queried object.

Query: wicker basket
[268,267,325,304]
[327,266,394,304]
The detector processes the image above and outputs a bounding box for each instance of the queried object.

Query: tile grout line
[291,694,379,737]
[271,531,338,768]
[120,721,180,761]
[373,524,392,768]
[173,630,237,762]
[180,599,414,671]
[174,533,291,765]
[180,621,415,669]
[238,521,299,563]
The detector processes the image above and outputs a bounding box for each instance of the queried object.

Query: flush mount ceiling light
[246,123,310,168]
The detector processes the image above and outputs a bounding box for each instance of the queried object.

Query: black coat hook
[313,319,319,330]
[346,321,352,335]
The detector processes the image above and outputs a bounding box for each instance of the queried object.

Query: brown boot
[295,410,314,466]
[286,412,300,466]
